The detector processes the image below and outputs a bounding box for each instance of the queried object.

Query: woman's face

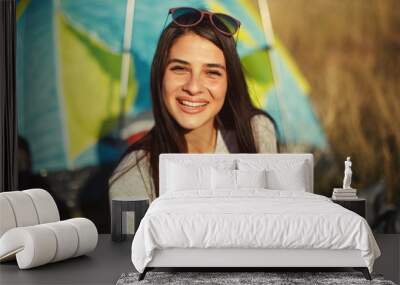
[162,32,228,131]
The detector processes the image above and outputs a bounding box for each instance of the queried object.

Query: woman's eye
[207,70,222,77]
[170,66,187,73]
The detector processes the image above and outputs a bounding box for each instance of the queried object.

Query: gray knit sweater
[108,114,277,204]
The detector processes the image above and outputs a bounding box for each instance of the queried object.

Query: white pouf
[0,189,98,269]
[0,226,57,268]
[42,221,79,262]
[65,218,98,257]
[0,218,98,269]
[0,196,17,237]
[24,188,60,223]
[1,191,39,227]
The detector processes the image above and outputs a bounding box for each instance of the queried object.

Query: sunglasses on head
[168,7,241,37]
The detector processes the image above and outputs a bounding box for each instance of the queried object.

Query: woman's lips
[176,99,209,114]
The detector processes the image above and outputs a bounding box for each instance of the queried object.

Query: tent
[16,0,327,172]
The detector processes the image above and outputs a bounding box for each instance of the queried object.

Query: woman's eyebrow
[205,63,226,70]
[167,58,225,70]
[167,58,189,65]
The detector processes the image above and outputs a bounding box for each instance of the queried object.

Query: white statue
[342,156,352,189]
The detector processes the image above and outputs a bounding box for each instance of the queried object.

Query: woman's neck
[184,121,217,153]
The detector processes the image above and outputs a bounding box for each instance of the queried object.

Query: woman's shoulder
[108,149,149,186]
[250,113,275,130]
[250,113,278,153]
[108,148,155,202]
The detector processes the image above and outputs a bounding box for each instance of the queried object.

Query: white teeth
[179,100,208,107]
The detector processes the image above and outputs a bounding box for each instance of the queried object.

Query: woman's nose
[182,74,203,95]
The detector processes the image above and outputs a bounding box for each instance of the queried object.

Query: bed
[131,154,381,281]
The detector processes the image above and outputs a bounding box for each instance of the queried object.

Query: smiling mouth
[178,99,209,107]
[176,99,209,114]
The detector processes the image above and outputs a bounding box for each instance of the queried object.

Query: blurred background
[16,0,400,233]
[268,0,400,233]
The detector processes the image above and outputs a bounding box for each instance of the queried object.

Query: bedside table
[111,197,149,242]
[331,198,366,218]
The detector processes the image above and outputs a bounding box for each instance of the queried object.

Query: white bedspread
[131,190,380,273]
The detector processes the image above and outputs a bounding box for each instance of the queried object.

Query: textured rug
[116,271,396,285]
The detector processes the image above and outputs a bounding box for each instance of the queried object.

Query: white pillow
[208,159,237,170]
[212,168,237,190]
[265,163,307,191]
[238,159,308,191]
[236,169,267,189]
[167,162,212,191]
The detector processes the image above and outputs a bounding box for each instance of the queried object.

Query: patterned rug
[116,271,396,285]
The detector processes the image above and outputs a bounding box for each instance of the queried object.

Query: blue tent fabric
[17,0,68,171]
[17,0,328,172]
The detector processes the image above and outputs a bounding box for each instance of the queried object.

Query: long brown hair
[114,13,279,197]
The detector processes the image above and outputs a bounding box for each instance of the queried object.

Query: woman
[109,7,278,203]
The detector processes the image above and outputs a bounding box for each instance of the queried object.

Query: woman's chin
[178,121,205,131]
[175,115,208,131]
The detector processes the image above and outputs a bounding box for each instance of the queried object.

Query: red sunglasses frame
[168,7,241,36]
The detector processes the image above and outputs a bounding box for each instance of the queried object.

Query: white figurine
[342,156,352,189]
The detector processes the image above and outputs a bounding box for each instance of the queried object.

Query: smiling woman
[108,7,279,203]
[163,33,228,153]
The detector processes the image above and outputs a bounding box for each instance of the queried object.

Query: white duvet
[131,189,380,273]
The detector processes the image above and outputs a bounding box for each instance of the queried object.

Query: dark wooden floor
[0,234,398,284]
[373,234,400,284]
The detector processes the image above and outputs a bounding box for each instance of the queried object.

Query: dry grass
[266,0,400,204]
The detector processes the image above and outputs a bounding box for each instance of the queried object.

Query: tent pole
[258,0,290,147]
[118,0,136,138]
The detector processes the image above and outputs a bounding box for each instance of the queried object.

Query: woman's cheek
[209,82,228,102]
[162,74,178,98]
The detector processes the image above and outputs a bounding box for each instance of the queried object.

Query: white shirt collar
[214,129,230,154]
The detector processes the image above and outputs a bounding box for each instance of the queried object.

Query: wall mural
[16,0,399,233]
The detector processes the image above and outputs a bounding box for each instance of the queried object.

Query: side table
[331,198,366,219]
[111,197,149,242]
